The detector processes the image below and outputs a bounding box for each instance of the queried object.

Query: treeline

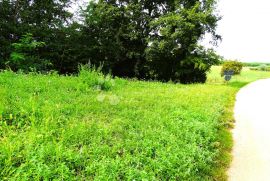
[0,0,222,83]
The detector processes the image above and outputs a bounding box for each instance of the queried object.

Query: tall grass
[0,67,269,180]
[78,65,114,91]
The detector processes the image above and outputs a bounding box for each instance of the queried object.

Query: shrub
[221,61,243,76]
[78,65,114,91]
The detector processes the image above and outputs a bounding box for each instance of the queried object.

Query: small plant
[221,61,243,76]
[78,65,114,91]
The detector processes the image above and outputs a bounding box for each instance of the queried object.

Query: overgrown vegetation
[0,67,269,180]
[0,0,221,83]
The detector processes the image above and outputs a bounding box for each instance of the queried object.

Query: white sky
[206,0,270,62]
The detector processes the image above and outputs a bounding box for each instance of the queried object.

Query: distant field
[242,62,270,67]
[0,67,269,180]
[207,66,270,86]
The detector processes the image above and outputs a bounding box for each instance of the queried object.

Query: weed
[78,65,114,91]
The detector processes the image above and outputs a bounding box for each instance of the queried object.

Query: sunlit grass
[207,66,270,86]
[0,67,269,180]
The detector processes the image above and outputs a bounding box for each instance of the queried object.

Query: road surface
[228,79,270,181]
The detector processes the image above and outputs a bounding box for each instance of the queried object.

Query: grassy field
[208,66,270,87]
[0,67,269,180]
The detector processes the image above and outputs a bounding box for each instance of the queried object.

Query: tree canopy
[0,0,222,83]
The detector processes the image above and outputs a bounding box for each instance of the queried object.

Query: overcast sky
[208,0,270,62]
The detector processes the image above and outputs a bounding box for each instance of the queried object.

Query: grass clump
[0,67,269,180]
[79,65,114,91]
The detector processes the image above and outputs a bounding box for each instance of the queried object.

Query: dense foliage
[0,0,75,72]
[82,0,221,83]
[9,33,50,72]
[221,61,244,76]
[0,0,221,83]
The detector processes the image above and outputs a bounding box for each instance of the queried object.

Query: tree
[0,0,74,72]
[9,33,50,72]
[82,0,221,83]
[146,1,221,82]
[0,0,221,83]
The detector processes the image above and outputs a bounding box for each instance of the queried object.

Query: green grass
[242,62,270,67]
[0,67,269,180]
[208,66,270,87]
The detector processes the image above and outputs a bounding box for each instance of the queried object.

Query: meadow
[0,66,269,180]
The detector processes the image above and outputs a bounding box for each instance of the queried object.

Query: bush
[78,65,114,91]
[221,61,243,76]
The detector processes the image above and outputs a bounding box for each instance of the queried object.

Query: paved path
[228,79,270,181]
